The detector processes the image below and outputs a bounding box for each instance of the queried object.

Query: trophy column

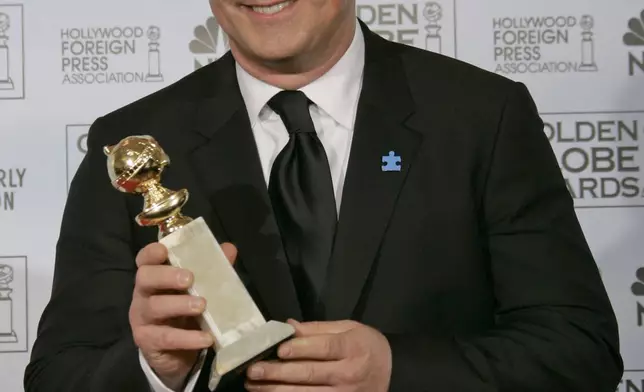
[0,13,14,90]
[0,265,17,343]
[579,15,598,72]
[424,2,443,54]
[146,26,163,83]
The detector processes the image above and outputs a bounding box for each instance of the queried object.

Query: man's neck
[230,19,357,90]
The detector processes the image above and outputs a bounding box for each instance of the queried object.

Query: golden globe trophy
[103,135,294,390]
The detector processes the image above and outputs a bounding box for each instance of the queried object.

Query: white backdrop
[1,0,643,391]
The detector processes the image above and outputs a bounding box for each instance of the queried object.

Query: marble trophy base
[425,35,442,54]
[579,64,598,72]
[145,75,164,83]
[0,298,17,342]
[210,320,293,390]
[159,217,295,390]
[0,332,17,342]
[0,78,14,90]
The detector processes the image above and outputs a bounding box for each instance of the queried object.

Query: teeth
[251,1,292,14]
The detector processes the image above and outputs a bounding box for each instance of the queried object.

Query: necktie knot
[268,90,316,134]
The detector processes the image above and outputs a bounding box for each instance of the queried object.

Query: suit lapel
[182,55,302,322]
[323,26,424,321]
[175,25,428,323]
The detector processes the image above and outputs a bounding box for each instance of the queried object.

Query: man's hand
[130,242,238,391]
[245,320,392,392]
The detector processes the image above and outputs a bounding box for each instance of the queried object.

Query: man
[25,0,623,391]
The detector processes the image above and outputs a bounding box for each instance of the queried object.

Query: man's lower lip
[243,1,294,16]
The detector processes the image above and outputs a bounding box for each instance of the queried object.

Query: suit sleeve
[22,117,157,392]
[384,82,623,392]
[141,348,206,392]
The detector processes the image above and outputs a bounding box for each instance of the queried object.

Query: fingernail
[201,333,213,345]
[278,344,291,358]
[287,318,300,326]
[248,365,264,379]
[190,297,205,312]
[178,270,192,286]
[245,382,259,391]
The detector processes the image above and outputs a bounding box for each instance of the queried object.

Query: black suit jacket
[25,22,622,392]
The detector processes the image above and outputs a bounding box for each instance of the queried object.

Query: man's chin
[244,44,309,66]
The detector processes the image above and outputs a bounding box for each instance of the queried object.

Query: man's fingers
[220,242,238,265]
[135,243,168,267]
[277,334,347,361]
[133,324,213,352]
[247,360,345,386]
[289,319,359,337]
[244,383,333,392]
[135,265,193,295]
[142,295,206,324]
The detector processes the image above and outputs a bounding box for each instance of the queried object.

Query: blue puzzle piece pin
[382,151,402,172]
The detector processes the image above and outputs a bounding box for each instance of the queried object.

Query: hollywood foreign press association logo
[0,256,28,353]
[623,9,644,76]
[190,16,230,70]
[0,4,24,100]
[60,25,164,85]
[541,111,644,208]
[492,14,599,75]
[357,0,457,58]
[66,124,90,192]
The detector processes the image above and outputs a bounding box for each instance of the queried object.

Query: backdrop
[1,0,643,391]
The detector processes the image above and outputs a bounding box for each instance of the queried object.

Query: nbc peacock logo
[623,9,644,76]
[189,16,230,70]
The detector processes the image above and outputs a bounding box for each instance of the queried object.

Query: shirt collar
[236,19,365,130]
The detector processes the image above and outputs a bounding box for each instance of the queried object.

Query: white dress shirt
[140,19,365,392]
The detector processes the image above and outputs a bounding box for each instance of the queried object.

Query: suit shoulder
[396,42,518,103]
[102,65,217,122]
[85,55,235,146]
[92,55,233,134]
[386,41,538,137]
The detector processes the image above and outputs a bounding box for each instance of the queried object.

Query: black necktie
[267,90,337,320]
